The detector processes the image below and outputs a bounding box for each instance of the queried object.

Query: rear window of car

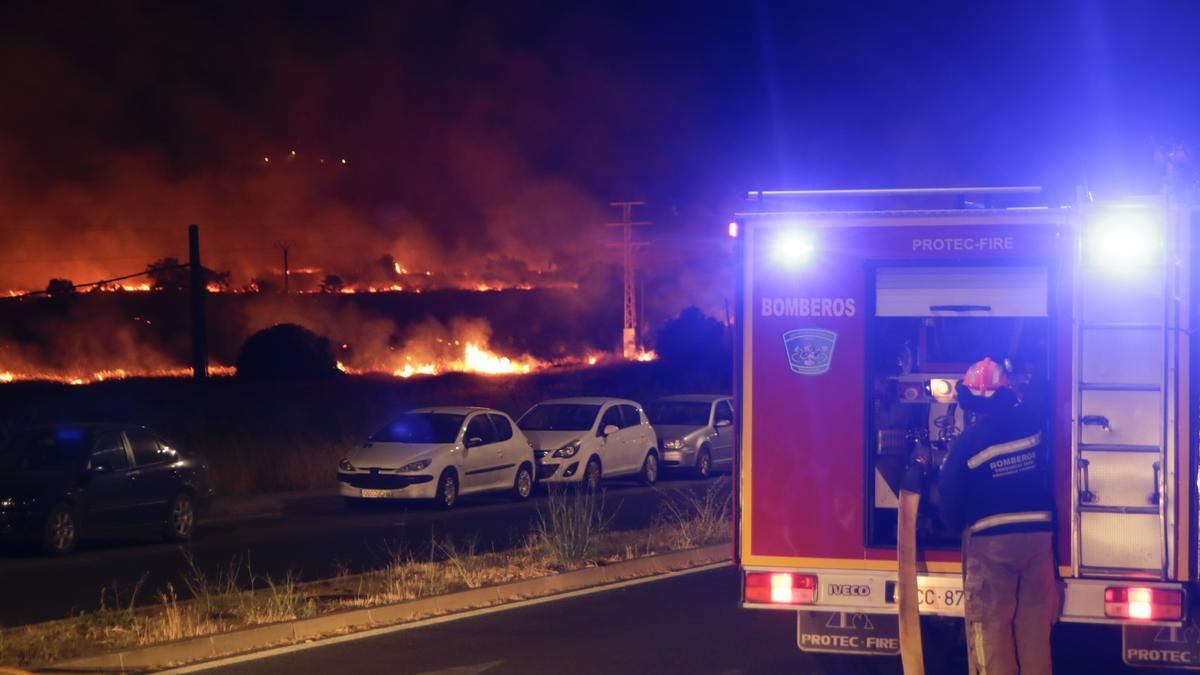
[489,414,514,441]
[371,413,465,444]
[464,415,498,444]
[0,429,92,470]
[648,402,711,426]
[618,405,642,428]
[517,404,601,431]
[126,430,175,466]
[91,432,131,471]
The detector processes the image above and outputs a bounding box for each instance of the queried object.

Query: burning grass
[0,488,730,668]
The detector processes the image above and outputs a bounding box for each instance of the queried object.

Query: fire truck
[732,187,1199,669]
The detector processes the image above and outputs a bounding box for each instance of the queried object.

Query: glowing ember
[635,350,658,362]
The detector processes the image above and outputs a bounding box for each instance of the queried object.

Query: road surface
[0,477,716,626]
[188,565,1161,675]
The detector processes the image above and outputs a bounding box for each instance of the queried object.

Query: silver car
[647,395,735,478]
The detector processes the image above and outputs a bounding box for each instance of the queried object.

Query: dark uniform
[939,369,1057,675]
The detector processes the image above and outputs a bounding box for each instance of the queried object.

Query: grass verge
[0,482,730,668]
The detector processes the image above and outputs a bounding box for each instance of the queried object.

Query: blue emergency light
[772,229,815,267]
[1086,211,1159,268]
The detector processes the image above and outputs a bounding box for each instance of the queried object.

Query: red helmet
[961,357,1010,398]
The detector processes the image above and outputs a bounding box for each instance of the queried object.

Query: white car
[517,397,659,490]
[338,407,536,509]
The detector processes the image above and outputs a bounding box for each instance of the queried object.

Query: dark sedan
[0,425,214,554]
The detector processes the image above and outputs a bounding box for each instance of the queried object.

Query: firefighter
[917,357,1057,675]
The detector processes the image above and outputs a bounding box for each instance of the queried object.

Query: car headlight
[553,440,582,459]
[0,497,13,510]
[664,438,685,450]
[397,458,432,472]
[338,459,356,472]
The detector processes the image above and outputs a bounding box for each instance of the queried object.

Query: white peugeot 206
[337,407,536,509]
[517,397,660,491]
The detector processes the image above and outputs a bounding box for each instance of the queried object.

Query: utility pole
[188,224,208,380]
[275,240,294,293]
[606,201,650,359]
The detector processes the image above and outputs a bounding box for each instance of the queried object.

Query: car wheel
[639,451,659,486]
[512,463,534,501]
[435,470,458,510]
[580,458,602,493]
[694,447,713,479]
[165,492,196,541]
[42,503,78,555]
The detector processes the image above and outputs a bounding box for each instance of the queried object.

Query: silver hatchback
[647,395,734,478]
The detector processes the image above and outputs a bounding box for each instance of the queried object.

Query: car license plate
[361,488,394,498]
[913,579,965,613]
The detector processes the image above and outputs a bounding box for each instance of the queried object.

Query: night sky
[1,1,1199,291]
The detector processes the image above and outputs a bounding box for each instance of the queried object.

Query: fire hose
[897,447,932,675]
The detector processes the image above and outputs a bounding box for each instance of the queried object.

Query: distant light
[728,221,739,238]
[340,158,347,165]
[773,230,815,266]
[290,149,297,156]
[263,156,270,163]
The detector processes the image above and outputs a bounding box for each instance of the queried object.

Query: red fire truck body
[732,188,1198,666]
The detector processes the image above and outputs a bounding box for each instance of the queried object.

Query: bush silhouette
[235,323,342,380]
[655,307,729,370]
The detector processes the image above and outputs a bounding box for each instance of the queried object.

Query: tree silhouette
[235,323,342,380]
[319,274,345,293]
[44,278,76,296]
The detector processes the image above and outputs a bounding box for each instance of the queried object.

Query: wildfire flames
[0,338,634,385]
[4,257,573,298]
[0,366,238,386]
[0,257,659,384]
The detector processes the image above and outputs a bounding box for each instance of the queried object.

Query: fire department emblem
[783,328,837,376]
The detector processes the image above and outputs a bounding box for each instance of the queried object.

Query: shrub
[535,486,613,567]
[235,323,342,379]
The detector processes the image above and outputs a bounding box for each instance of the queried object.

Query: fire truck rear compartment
[865,265,1053,550]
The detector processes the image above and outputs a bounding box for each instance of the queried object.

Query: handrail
[744,186,1042,199]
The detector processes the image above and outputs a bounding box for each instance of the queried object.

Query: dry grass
[534,485,614,567]
[0,498,728,668]
[653,477,732,549]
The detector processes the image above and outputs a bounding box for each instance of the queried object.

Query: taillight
[1104,586,1183,621]
[745,571,816,605]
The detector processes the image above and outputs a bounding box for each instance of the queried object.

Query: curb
[204,488,338,523]
[47,544,730,673]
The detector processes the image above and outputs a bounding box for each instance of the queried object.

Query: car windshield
[648,402,711,426]
[517,404,601,431]
[0,429,90,470]
[370,413,465,444]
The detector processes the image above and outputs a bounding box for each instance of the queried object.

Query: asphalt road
[0,476,718,626]
[194,564,1180,672]
[191,565,1169,675]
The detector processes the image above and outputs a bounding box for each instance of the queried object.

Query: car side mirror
[602,424,620,437]
[716,419,732,428]
[465,436,485,449]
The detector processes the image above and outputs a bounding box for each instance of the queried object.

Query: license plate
[912,580,965,613]
[361,488,394,498]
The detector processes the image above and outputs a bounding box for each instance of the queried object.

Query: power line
[7,263,189,298]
